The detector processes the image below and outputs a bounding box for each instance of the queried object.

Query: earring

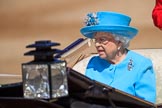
[117,46,121,51]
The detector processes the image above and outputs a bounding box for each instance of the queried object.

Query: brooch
[128,58,134,71]
[84,12,99,26]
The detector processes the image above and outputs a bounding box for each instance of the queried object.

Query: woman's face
[94,32,120,60]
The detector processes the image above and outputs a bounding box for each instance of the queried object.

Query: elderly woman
[80,11,156,103]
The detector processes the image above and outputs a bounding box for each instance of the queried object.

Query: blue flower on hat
[84,12,99,26]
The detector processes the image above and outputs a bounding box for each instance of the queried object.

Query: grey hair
[112,33,130,48]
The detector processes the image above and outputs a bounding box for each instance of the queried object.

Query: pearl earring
[117,47,121,51]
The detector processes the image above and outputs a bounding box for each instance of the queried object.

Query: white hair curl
[112,33,130,48]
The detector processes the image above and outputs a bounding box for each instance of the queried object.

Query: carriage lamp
[22,40,68,99]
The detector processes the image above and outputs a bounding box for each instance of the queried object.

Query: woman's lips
[97,49,105,54]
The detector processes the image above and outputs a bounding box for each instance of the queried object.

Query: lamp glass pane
[51,62,68,98]
[22,64,50,99]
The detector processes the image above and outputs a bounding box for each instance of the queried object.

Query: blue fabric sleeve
[135,58,156,103]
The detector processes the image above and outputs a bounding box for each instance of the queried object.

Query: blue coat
[85,50,156,103]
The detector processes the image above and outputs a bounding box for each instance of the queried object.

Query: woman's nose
[95,42,101,47]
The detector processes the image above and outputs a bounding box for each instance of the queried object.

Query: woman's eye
[100,37,107,42]
[101,38,106,41]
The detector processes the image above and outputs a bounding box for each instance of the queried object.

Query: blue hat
[80,11,138,39]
